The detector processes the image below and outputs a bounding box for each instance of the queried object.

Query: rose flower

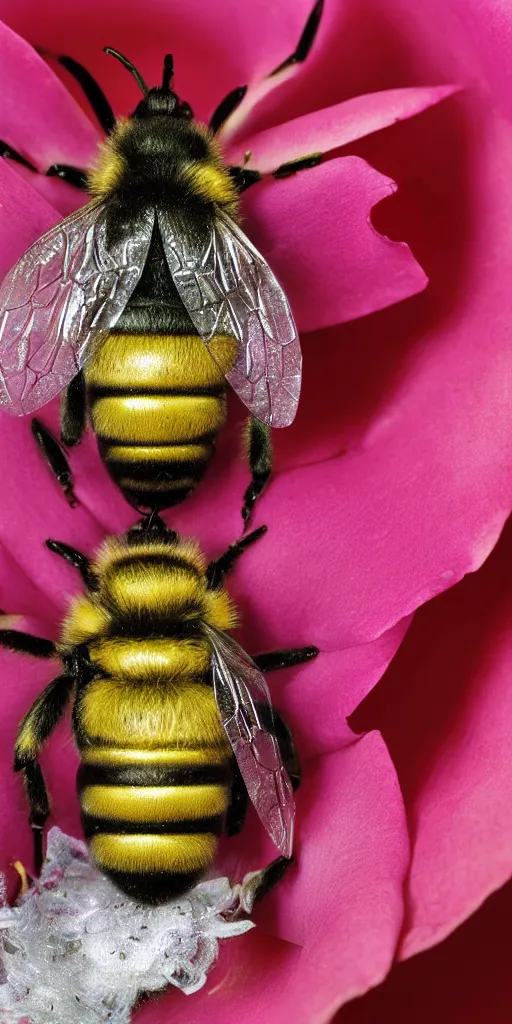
[0,0,510,1021]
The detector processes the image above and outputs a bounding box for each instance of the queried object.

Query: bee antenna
[162,54,174,92]
[103,47,148,97]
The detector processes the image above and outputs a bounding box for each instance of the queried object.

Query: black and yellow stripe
[77,748,230,903]
[65,531,236,903]
[82,221,238,511]
[85,331,236,510]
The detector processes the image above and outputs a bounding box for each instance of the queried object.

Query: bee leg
[228,151,323,195]
[0,140,37,171]
[225,761,249,837]
[272,153,323,179]
[240,856,292,911]
[227,165,262,193]
[14,673,74,872]
[251,646,319,673]
[60,372,87,448]
[42,53,116,135]
[0,629,56,658]
[20,762,51,874]
[242,418,272,528]
[210,0,324,136]
[206,524,267,588]
[269,0,324,76]
[253,701,302,789]
[45,539,98,590]
[209,86,248,134]
[45,164,88,190]
[0,140,88,191]
[31,418,77,508]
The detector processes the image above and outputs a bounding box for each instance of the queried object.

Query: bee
[0,512,317,903]
[0,40,310,520]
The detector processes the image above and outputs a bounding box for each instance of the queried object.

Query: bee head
[104,49,193,121]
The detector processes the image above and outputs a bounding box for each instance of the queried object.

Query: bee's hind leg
[20,762,50,874]
[31,418,77,508]
[13,672,74,873]
[241,418,272,528]
[251,646,320,789]
[225,761,249,837]
[60,372,87,447]
[0,631,71,871]
[239,856,291,912]
[32,375,86,508]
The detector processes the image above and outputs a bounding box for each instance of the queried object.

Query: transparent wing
[205,624,295,857]
[157,208,301,427]
[0,201,155,415]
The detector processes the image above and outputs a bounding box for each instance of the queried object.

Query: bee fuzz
[0,828,255,1023]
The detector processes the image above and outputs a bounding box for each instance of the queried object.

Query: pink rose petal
[0,160,61,277]
[243,157,428,334]
[0,1,316,125]
[135,734,409,1024]
[334,881,512,1023]
[449,0,512,120]
[0,20,99,173]
[226,0,473,146]
[272,619,412,759]
[225,84,460,168]
[353,519,512,959]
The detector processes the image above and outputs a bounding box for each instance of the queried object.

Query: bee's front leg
[0,141,88,189]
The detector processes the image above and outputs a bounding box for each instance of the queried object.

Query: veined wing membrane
[206,624,295,857]
[0,201,155,415]
[157,208,301,427]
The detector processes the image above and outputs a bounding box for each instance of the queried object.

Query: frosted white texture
[0,829,255,1024]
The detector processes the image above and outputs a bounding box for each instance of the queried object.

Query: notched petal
[242,156,428,334]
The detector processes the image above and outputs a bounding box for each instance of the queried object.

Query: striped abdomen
[85,331,237,510]
[75,653,232,903]
[77,744,230,903]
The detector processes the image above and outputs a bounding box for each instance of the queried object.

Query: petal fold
[0,20,99,172]
[243,157,428,334]
[353,519,512,960]
[226,85,460,170]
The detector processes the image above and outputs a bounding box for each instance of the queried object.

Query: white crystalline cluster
[0,828,255,1024]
